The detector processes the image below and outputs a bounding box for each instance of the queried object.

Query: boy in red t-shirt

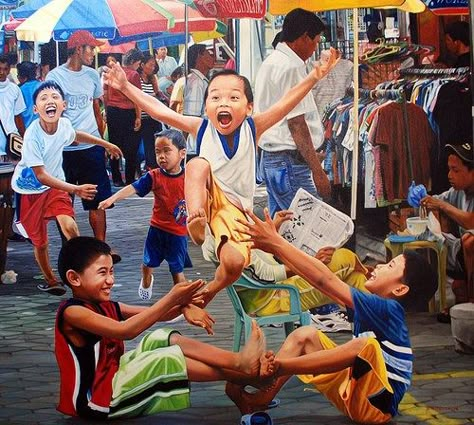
[99,129,191,301]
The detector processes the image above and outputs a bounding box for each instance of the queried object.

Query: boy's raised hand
[103,62,128,92]
[98,197,113,210]
[272,210,293,231]
[74,184,97,200]
[237,208,281,253]
[106,143,123,159]
[182,304,216,335]
[312,47,341,81]
[169,279,207,307]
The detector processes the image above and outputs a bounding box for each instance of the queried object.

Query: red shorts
[16,189,74,247]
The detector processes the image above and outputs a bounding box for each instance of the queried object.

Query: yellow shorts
[205,171,251,267]
[298,332,393,424]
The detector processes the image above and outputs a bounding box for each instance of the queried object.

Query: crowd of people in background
[0,9,472,423]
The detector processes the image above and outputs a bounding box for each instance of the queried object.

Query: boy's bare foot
[260,351,276,379]
[237,320,265,377]
[187,208,207,245]
[225,382,277,415]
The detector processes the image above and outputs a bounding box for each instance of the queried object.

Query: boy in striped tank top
[229,210,438,424]
[103,50,340,310]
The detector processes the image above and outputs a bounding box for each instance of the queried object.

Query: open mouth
[45,105,57,118]
[217,112,232,127]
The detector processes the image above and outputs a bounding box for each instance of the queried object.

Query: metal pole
[55,40,59,67]
[350,8,360,220]
[184,4,189,77]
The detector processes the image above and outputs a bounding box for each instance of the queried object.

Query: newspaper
[278,188,354,256]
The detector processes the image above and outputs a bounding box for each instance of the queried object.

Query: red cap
[67,30,104,49]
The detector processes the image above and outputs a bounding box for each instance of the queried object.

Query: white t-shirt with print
[46,64,102,151]
[11,118,76,194]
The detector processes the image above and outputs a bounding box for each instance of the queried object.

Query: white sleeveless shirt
[196,117,257,211]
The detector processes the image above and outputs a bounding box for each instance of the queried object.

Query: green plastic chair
[226,273,311,352]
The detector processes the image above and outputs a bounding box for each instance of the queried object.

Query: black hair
[33,80,65,104]
[17,61,38,81]
[399,251,438,312]
[123,48,145,66]
[272,31,282,49]
[446,146,474,171]
[367,22,384,43]
[170,65,184,81]
[154,128,186,150]
[0,55,9,66]
[188,44,207,69]
[58,237,112,286]
[204,69,253,103]
[139,51,158,74]
[446,21,470,47]
[280,8,325,43]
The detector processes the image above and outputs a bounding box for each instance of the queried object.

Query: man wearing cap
[47,30,111,243]
[254,8,333,218]
[421,143,474,307]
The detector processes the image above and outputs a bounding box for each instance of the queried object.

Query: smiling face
[68,254,115,303]
[34,87,66,125]
[155,137,185,174]
[364,254,408,298]
[205,74,253,137]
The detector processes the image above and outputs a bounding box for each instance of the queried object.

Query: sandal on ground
[240,411,273,425]
[436,308,451,324]
[138,275,154,300]
[37,283,66,296]
[267,398,280,409]
[111,251,122,264]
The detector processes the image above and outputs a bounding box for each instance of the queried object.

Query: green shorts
[109,328,190,419]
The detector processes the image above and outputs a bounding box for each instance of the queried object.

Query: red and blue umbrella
[13,0,219,43]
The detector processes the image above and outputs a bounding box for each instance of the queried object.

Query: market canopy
[269,0,426,14]
[423,0,469,15]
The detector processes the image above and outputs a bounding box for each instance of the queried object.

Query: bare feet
[187,208,207,245]
[225,381,278,415]
[259,351,276,380]
[237,320,266,377]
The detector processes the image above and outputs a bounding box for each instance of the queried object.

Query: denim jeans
[261,149,320,217]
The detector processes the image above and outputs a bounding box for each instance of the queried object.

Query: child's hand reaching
[98,197,113,210]
[106,143,123,159]
[103,62,128,91]
[169,279,207,306]
[182,304,216,335]
[272,210,293,232]
[74,184,97,200]
[312,47,341,81]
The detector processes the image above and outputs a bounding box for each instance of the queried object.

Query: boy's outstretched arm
[63,280,207,341]
[103,62,202,136]
[98,184,136,210]
[32,165,97,200]
[238,208,353,308]
[75,130,122,159]
[253,47,340,139]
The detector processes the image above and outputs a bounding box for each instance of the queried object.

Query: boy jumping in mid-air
[226,209,438,424]
[103,50,339,306]
[55,236,271,420]
[11,81,122,296]
[99,129,192,301]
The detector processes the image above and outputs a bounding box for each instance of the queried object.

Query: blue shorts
[63,145,112,210]
[143,226,192,274]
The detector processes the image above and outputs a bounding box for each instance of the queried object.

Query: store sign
[193,0,266,19]
[425,0,469,15]
[0,0,18,10]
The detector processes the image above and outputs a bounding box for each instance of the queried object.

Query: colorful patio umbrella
[423,0,469,16]
[14,0,219,43]
[267,0,426,219]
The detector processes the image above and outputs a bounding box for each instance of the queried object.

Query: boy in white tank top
[103,51,339,309]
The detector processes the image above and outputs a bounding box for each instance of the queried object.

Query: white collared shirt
[183,69,208,118]
[254,42,323,152]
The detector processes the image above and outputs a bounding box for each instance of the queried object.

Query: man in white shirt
[254,8,331,217]
[183,44,214,154]
[155,46,178,79]
[0,55,25,160]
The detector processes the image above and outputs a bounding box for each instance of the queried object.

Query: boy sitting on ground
[11,81,122,296]
[55,236,272,420]
[226,209,438,424]
[99,129,192,301]
[103,51,339,308]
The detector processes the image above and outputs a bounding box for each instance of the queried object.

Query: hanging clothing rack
[345,87,405,101]
[399,66,470,76]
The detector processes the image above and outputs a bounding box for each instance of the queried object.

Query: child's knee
[222,251,246,279]
[462,233,474,249]
[288,326,319,346]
